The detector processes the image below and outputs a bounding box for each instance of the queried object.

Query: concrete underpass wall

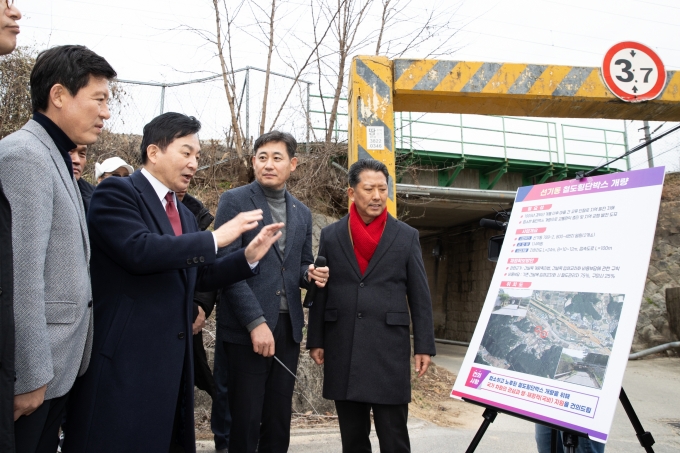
[420,224,498,342]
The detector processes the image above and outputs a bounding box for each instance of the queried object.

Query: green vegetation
[607,298,623,319]
[479,315,520,358]
[564,292,602,321]
[474,353,490,366]
[477,314,562,379]
[583,352,609,366]
[515,317,534,333]
[556,353,575,375]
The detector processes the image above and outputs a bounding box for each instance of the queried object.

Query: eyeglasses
[5,0,13,7]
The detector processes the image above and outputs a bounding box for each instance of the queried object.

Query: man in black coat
[0,3,23,452]
[69,145,95,213]
[307,159,436,453]
[63,113,284,453]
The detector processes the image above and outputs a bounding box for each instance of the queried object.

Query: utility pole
[640,121,654,168]
[160,85,166,115]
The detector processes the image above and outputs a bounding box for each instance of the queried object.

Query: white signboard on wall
[451,167,665,443]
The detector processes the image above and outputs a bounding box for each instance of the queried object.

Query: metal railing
[561,124,629,171]
[396,112,560,165]
[309,94,348,143]
[309,94,629,171]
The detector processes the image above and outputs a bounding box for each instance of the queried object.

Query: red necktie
[165,192,182,236]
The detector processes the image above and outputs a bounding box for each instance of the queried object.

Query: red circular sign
[602,41,666,102]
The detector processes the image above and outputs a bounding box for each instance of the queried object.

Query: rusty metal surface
[391,58,680,121]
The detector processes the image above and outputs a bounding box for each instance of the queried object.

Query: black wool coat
[0,181,15,453]
[64,171,256,453]
[307,214,436,405]
[182,192,218,397]
[76,177,95,214]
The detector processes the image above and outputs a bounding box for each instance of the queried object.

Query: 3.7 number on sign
[602,41,666,102]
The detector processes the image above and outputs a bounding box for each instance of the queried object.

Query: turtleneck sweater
[259,183,287,255]
[259,182,289,313]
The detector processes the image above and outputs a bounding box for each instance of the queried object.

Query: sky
[13,0,680,171]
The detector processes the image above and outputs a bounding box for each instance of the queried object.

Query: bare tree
[249,0,278,137]
[323,0,373,143]
[212,0,248,166]
[375,0,392,55]
[266,2,343,134]
[0,47,34,140]
[376,0,464,59]
[311,0,464,143]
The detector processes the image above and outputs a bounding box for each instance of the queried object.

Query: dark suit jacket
[65,170,257,453]
[0,181,14,453]
[181,192,218,396]
[77,177,95,214]
[307,214,436,405]
[214,181,313,345]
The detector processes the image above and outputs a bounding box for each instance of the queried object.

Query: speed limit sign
[602,41,666,102]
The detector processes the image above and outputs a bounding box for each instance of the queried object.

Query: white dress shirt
[140,168,218,252]
[140,168,257,267]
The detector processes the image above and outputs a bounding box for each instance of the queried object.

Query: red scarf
[349,202,388,275]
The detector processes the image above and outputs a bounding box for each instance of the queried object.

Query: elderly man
[69,145,95,213]
[0,1,22,452]
[307,159,436,453]
[64,112,283,453]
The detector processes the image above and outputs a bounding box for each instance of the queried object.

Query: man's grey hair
[348,159,389,188]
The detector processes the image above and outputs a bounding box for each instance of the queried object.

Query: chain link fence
[108,67,312,145]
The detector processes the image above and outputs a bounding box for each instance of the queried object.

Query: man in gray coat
[0,45,116,453]
[307,159,436,453]
[214,131,329,453]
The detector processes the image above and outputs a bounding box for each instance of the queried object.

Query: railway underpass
[327,55,680,343]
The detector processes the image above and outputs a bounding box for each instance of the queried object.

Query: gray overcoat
[0,120,92,400]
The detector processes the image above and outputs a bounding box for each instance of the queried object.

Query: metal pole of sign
[623,121,631,171]
[642,121,654,168]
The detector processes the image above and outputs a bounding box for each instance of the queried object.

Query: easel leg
[562,432,579,453]
[550,428,559,453]
[619,388,656,453]
[465,408,498,453]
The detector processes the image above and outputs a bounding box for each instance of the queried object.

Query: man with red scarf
[307,159,436,453]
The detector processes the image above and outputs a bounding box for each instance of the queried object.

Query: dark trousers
[14,393,69,453]
[334,400,410,453]
[211,327,231,450]
[226,313,299,453]
[193,332,216,398]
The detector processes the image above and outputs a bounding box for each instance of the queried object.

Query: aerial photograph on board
[475,289,624,389]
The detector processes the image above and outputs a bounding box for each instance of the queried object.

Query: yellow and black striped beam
[393,59,680,121]
[348,56,397,216]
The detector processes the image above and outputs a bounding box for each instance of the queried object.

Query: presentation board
[450,167,665,443]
